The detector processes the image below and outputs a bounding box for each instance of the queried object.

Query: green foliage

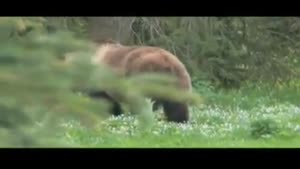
[131,17,300,89]
[250,119,279,139]
[43,17,88,38]
[58,79,300,147]
[4,17,300,147]
[45,17,300,89]
[0,17,202,147]
[0,18,109,147]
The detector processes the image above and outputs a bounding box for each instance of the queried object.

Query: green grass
[53,81,300,148]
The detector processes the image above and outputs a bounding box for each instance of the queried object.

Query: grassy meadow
[55,80,300,148]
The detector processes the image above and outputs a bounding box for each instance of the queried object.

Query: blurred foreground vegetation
[0,17,300,147]
[0,17,201,147]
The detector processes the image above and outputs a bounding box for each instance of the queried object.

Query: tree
[85,17,135,44]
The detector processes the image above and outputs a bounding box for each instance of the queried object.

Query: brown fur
[89,40,192,123]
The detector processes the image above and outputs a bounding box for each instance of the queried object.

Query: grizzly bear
[86,39,192,123]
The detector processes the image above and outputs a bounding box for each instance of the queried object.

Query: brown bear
[85,39,192,123]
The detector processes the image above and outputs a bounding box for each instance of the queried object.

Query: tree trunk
[85,17,135,44]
